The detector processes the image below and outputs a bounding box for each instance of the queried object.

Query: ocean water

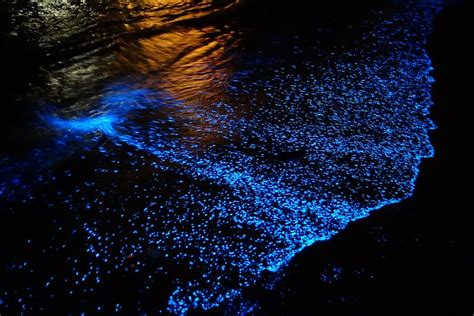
[0,0,443,314]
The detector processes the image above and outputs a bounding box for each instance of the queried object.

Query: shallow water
[0,0,442,314]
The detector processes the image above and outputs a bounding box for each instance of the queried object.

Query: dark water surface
[1,0,469,314]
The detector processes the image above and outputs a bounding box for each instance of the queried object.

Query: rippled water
[1,0,442,314]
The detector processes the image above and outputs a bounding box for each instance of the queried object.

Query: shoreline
[246,2,470,315]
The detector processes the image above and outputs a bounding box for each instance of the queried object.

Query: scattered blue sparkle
[0,1,444,314]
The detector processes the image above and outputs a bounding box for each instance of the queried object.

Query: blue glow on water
[44,115,119,136]
[0,1,443,314]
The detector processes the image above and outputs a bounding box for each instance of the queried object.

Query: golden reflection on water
[111,1,243,146]
[118,26,240,102]
[118,0,242,27]
[19,0,243,148]
[115,24,241,146]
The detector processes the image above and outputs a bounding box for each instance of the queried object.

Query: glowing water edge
[1,1,442,314]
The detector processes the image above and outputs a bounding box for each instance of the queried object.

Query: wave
[0,0,443,314]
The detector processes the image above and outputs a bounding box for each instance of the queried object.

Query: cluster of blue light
[1,1,442,314]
